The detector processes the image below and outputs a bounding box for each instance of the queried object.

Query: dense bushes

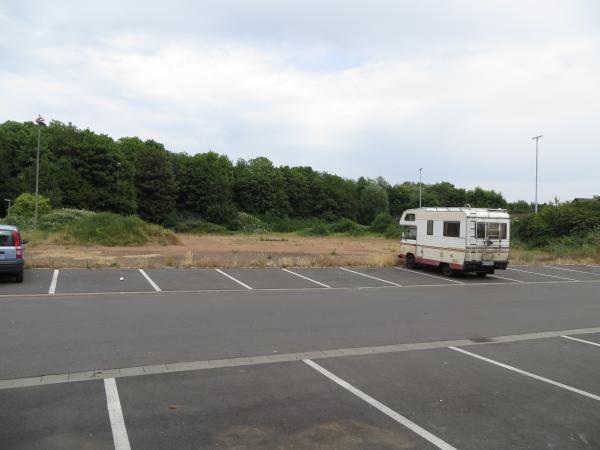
[511,199,600,257]
[512,199,600,247]
[58,213,178,246]
[39,208,96,232]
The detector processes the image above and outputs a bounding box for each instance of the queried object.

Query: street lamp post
[34,115,46,229]
[532,135,543,214]
[419,168,423,208]
[4,199,11,217]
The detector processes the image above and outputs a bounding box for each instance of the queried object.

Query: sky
[1,1,598,202]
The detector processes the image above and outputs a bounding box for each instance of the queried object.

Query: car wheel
[406,254,416,269]
[15,270,23,283]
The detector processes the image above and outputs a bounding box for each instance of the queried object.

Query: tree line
[1,119,526,228]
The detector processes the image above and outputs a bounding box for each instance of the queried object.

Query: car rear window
[0,230,14,246]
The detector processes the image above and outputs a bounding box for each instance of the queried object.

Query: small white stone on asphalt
[119,277,124,281]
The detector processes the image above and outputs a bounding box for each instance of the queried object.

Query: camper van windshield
[405,226,417,240]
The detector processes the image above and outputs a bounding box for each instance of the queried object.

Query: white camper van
[398,207,510,276]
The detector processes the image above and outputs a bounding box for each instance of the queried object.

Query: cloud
[1,1,599,201]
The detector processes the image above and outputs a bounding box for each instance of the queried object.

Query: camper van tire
[405,254,416,269]
[441,263,454,277]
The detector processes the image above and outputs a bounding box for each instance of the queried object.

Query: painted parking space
[55,268,155,294]
[495,267,564,283]
[0,269,54,295]
[290,267,388,288]
[117,361,436,450]
[0,380,113,450]
[143,268,245,291]
[453,337,600,395]
[316,347,600,449]
[218,268,326,289]
[354,266,459,286]
[543,264,600,280]
[510,265,597,281]
[564,332,600,346]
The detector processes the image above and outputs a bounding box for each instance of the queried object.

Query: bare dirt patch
[26,233,400,269]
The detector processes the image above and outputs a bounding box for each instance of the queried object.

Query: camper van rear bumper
[463,261,508,272]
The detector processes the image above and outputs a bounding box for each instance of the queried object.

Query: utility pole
[419,168,423,208]
[532,135,543,213]
[34,115,46,229]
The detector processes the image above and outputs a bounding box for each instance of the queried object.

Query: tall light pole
[419,168,423,208]
[4,199,11,217]
[34,115,46,229]
[532,135,543,214]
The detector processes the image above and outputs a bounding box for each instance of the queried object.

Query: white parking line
[561,335,600,348]
[395,267,464,284]
[487,274,524,283]
[138,269,161,292]
[544,265,600,276]
[339,267,401,286]
[281,268,331,288]
[215,269,253,289]
[48,269,59,294]
[508,267,577,281]
[304,359,457,450]
[449,346,600,401]
[104,378,131,450]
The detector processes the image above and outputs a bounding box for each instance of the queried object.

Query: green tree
[465,187,507,208]
[173,151,236,224]
[134,141,176,223]
[358,182,389,224]
[233,157,289,216]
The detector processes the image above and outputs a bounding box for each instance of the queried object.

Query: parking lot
[1,264,600,449]
[2,263,600,296]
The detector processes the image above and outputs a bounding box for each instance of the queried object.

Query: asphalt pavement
[1,264,600,449]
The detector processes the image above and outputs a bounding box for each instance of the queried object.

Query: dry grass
[24,232,595,269]
[24,233,401,269]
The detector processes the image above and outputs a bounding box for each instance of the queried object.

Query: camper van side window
[476,223,486,238]
[427,220,433,235]
[443,221,460,237]
[500,223,507,239]
[405,213,415,221]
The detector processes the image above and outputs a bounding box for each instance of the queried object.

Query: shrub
[330,218,368,236]
[39,208,96,232]
[370,212,396,233]
[231,212,270,233]
[59,212,178,246]
[10,193,52,218]
[384,223,403,239]
[298,223,331,236]
[1,214,32,229]
[173,218,229,234]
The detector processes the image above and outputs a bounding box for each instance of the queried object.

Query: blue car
[0,225,27,283]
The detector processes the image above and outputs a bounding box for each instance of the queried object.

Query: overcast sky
[1,1,598,202]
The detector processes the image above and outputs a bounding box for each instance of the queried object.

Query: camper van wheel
[441,263,454,277]
[406,254,416,269]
